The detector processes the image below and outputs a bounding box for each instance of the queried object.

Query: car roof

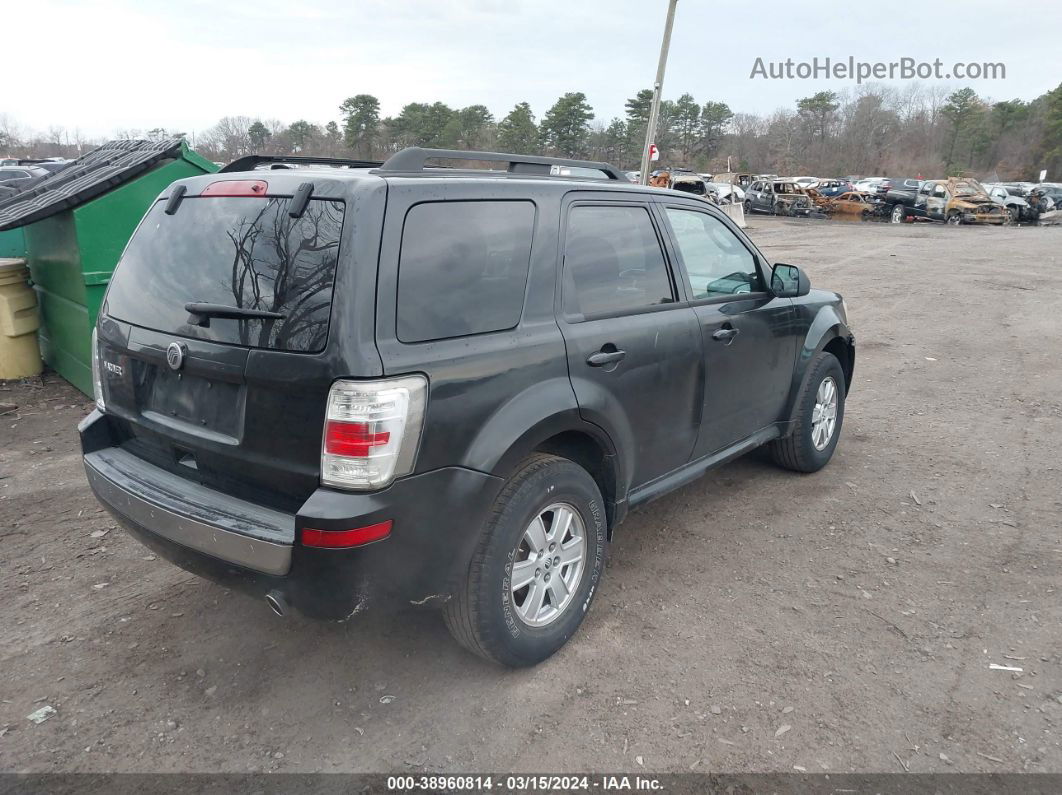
[172,147,754,207]
[174,164,689,201]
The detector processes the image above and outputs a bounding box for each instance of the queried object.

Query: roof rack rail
[220,155,384,173]
[376,147,625,181]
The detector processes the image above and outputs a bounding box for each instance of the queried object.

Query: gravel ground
[1,217,1061,775]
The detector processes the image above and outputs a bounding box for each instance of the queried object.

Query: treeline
[187,90,734,173]
[729,84,1062,181]
[4,81,1060,181]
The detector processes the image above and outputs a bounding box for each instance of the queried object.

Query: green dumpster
[0,227,25,258]
[0,139,217,394]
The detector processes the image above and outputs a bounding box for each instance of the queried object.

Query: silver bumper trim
[84,449,293,576]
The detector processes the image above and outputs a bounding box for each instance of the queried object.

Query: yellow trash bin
[0,258,43,379]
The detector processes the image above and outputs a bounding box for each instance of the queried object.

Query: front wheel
[443,454,607,667]
[890,204,907,224]
[946,211,963,226]
[769,352,846,473]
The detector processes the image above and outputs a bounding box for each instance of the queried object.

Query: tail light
[302,521,393,549]
[91,328,105,412]
[321,375,428,490]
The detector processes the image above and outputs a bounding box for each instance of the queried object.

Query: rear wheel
[443,454,607,667]
[769,352,846,473]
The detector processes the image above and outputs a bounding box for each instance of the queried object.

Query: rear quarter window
[396,200,535,343]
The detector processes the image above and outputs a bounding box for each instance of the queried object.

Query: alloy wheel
[510,503,586,627]
[811,376,839,451]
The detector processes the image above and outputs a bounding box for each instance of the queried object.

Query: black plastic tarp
[0,138,183,231]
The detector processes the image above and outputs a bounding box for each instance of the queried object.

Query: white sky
[5,0,1060,140]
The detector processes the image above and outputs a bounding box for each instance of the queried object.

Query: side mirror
[771,263,811,298]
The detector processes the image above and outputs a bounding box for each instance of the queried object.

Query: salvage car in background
[21,158,73,175]
[648,169,714,201]
[814,179,853,198]
[985,184,1036,222]
[824,191,882,218]
[668,171,713,200]
[705,181,745,204]
[887,178,923,193]
[712,172,753,189]
[886,178,1008,225]
[853,177,889,195]
[0,165,49,188]
[744,179,813,216]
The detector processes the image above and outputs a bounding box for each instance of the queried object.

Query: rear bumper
[79,410,504,620]
[84,447,294,575]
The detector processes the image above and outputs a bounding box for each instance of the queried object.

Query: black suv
[81,147,854,667]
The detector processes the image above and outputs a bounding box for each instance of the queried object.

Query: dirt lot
[2,218,1061,775]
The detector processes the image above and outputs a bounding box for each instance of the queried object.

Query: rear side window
[562,205,674,319]
[397,200,535,343]
[106,196,344,352]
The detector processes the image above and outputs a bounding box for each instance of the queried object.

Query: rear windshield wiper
[185,302,286,327]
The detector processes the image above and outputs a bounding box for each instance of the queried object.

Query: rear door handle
[586,349,626,367]
[712,327,739,343]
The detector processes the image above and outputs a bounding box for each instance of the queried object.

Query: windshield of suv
[105,195,345,352]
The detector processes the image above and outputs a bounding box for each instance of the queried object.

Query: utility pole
[639,0,679,185]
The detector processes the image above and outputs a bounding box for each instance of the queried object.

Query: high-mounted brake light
[321,376,428,490]
[302,521,393,549]
[200,179,269,198]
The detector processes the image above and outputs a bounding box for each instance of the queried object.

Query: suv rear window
[106,196,344,352]
[397,200,535,343]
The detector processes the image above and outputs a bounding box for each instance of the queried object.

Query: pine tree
[540,93,594,158]
[339,94,380,158]
[497,102,539,154]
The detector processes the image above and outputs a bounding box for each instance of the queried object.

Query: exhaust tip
[265,591,286,617]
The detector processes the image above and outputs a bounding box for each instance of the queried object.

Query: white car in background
[705,181,745,204]
[853,178,887,193]
[984,184,1035,221]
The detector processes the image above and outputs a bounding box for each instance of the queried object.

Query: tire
[744,200,753,215]
[768,352,846,473]
[946,211,963,226]
[443,454,607,667]
[1006,206,1018,224]
[890,204,907,224]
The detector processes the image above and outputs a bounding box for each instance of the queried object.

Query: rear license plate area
[140,367,244,440]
